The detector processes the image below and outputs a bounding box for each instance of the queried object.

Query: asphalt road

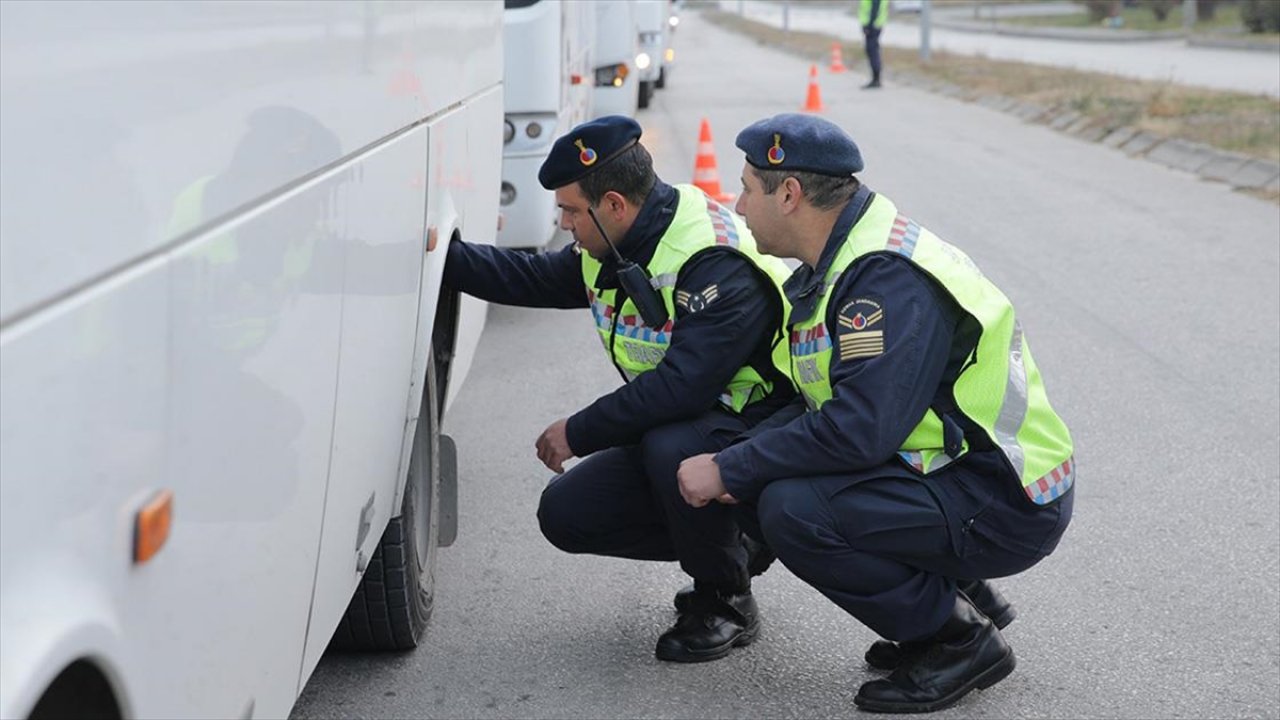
[292,10,1280,719]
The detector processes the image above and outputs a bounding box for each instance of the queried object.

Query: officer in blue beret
[444,115,797,662]
[677,113,1076,712]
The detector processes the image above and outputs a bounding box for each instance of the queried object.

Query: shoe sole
[853,649,1016,714]
[654,622,760,663]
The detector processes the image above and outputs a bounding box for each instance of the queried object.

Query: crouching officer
[444,116,795,662]
[677,113,1075,711]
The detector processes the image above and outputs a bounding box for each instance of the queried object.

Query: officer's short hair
[751,166,860,211]
[577,143,656,207]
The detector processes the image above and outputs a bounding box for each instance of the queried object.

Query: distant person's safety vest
[860,0,889,29]
[789,191,1075,506]
[580,184,793,413]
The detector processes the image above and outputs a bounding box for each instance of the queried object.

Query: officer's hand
[678,454,736,507]
[535,417,575,474]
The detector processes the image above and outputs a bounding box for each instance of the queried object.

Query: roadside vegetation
[1013,1,1280,41]
[700,7,1280,201]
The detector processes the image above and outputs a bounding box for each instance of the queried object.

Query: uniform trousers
[737,449,1073,642]
[863,25,883,81]
[537,404,778,591]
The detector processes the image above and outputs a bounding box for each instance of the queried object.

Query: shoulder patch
[836,296,885,360]
[676,283,720,313]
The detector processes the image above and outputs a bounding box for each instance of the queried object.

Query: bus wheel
[638,80,653,109]
[331,357,440,651]
[655,67,666,89]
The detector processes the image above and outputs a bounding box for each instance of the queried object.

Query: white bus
[498,0,595,250]
[0,2,502,718]
[592,0,642,119]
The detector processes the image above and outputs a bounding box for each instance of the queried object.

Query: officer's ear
[778,176,804,213]
[600,190,629,220]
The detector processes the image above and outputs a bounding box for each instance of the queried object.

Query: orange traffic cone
[802,64,825,112]
[829,42,847,73]
[692,118,734,204]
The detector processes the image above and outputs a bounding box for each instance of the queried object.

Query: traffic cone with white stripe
[692,118,734,204]
[829,42,847,73]
[802,64,826,112]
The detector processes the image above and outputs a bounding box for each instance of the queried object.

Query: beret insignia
[767,134,785,165]
[575,139,598,167]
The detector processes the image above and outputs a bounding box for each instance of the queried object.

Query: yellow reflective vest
[790,192,1075,505]
[581,184,793,413]
[859,0,889,28]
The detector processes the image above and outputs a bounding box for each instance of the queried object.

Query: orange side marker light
[134,490,173,564]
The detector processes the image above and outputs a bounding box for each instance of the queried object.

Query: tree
[1074,0,1120,23]
[1241,0,1280,32]
[1139,0,1178,22]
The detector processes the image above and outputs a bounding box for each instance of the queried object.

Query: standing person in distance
[860,0,888,89]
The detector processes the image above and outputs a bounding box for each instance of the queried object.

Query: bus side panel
[298,36,503,692]
[443,85,504,413]
[0,0,503,325]
[145,176,348,718]
[0,266,169,720]
[298,124,431,680]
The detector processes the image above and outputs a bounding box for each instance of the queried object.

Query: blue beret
[734,113,864,176]
[538,115,643,190]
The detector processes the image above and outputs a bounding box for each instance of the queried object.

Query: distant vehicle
[499,0,595,250]
[633,0,673,109]
[0,1,502,718]
[592,0,641,119]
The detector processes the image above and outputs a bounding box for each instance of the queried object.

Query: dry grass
[704,9,1280,162]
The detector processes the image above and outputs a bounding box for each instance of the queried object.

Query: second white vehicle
[498,0,595,250]
[592,0,641,119]
[633,0,673,109]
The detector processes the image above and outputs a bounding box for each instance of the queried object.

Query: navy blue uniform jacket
[444,180,794,456]
[716,187,1014,506]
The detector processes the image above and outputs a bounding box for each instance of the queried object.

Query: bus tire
[638,80,653,109]
[655,67,666,89]
[331,357,440,651]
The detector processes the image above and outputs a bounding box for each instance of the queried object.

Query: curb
[1187,34,1280,53]
[889,72,1280,195]
[920,17,1280,52]
[926,17,1185,42]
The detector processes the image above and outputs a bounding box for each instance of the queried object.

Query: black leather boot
[864,579,1015,670]
[673,534,776,612]
[854,594,1016,713]
[655,587,760,663]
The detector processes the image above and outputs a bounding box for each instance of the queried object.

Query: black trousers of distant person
[863,24,883,84]
[537,403,776,593]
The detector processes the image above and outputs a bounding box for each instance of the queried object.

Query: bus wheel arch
[28,659,123,720]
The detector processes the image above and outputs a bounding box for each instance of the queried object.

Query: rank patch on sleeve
[836,297,885,360]
[676,284,720,313]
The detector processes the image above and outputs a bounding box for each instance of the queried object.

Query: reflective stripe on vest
[581,184,794,413]
[789,193,1074,506]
